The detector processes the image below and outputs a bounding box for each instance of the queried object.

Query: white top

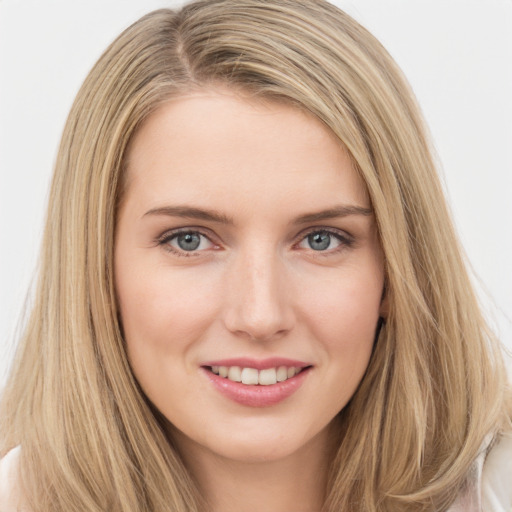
[1,435,511,511]
[0,446,24,512]
[447,432,512,512]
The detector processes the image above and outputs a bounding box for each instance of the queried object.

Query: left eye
[298,231,343,251]
[167,231,213,252]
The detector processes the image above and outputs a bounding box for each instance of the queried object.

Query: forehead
[123,88,369,216]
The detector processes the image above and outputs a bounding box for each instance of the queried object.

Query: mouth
[205,365,309,386]
[200,360,312,407]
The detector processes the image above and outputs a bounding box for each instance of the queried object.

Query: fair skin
[115,88,386,512]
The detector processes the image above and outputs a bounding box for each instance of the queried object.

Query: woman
[1,1,510,510]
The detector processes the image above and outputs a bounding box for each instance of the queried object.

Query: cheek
[301,273,381,411]
[115,264,223,407]
[116,262,220,353]
[306,272,382,325]
[299,267,383,361]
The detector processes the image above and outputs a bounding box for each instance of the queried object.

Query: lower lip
[202,367,311,407]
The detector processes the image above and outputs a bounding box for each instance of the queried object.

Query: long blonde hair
[1,1,509,511]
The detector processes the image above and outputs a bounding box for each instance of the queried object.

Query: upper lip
[201,357,311,371]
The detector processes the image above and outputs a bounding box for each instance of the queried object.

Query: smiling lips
[209,365,304,385]
[202,358,311,407]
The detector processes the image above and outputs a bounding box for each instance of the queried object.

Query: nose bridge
[223,242,293,341]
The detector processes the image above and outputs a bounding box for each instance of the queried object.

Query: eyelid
[295,226,353,242]
[293,226,355,252]
[156,226,213,243]
[154,225,355,257]
[156,227,220,256]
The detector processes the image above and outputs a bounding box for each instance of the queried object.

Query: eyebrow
[292,205,373,224]
[143,204,372,225]
[143,206,234,224]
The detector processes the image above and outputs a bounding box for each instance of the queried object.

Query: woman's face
[115,89,386,464]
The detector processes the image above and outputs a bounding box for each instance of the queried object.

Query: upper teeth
[210,366,301,385]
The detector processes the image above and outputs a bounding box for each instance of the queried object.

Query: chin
[213,436,305,463]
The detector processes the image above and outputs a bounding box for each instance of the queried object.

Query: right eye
[159,230,216,256]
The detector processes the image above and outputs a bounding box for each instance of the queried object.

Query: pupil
[177,233,201,251]
[309,232,330,251]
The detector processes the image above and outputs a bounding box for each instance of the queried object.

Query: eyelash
[156,228,217,258]
[156,227,354,258]
[296,228,354,255]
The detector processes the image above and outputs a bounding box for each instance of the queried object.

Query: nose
[222,248,295,342]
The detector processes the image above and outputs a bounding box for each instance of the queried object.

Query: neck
[172,426,337,512]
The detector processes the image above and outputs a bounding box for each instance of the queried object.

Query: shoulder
[448,431,512,512]
[0,446,28,512]
[482,431,512,512]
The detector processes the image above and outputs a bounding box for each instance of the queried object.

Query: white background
[1,0,511,388]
